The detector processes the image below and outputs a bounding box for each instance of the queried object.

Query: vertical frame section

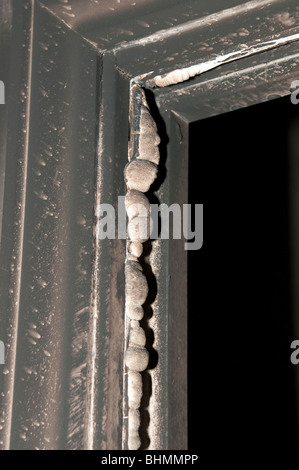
[0,1,101,450]
[167,112,188,449]
[0,0,13,244]
[289,115,299,448]
[0,0,34,450]
[87,52,129,450]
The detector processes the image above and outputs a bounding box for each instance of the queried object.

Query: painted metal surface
[0,0,298,450]
[0,0,13,245]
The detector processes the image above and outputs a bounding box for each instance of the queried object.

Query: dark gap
[188,95,299,462]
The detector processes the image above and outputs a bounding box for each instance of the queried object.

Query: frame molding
[0,0,298,450]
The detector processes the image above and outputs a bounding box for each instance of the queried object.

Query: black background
[188,94,299,462]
